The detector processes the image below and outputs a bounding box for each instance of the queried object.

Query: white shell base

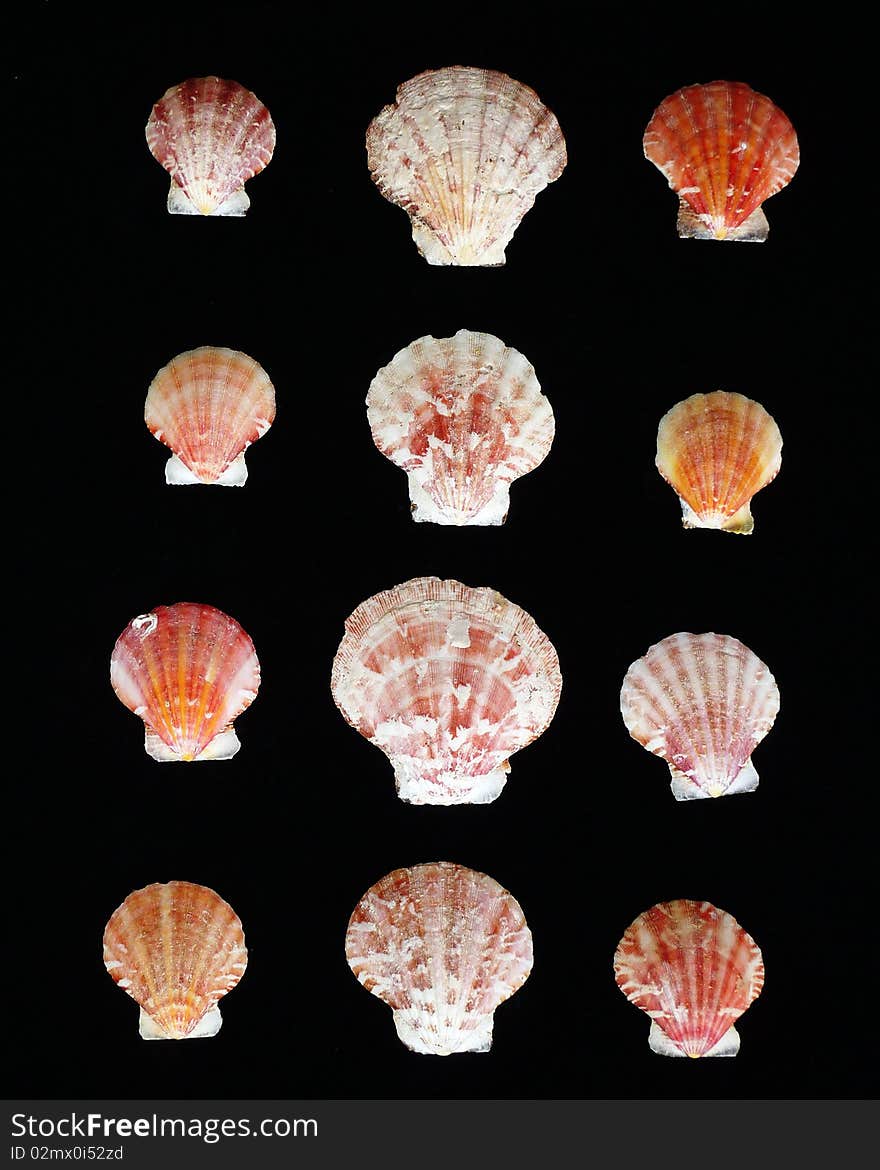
[144,727,242,763]
[410,222,507,267]
[648,1020,740,1058]
[676,199,769,243]
[394,763,509,805]
[408,474,510,526]
[680,499,754,534]
[139,1005,223,1040]
[394,1008,493,1055]
[167,180,250,217]
[165,451,249,486]
[669,758,759,800]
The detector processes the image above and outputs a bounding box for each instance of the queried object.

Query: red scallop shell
[110,602,260,762]
[643,81,799,241]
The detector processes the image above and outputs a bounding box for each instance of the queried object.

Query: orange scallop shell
[644,80,799,241]
[656,391,782,534]
[103,881,247,1039]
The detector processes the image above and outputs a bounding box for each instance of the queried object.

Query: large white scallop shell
[620,632,779,799]
[367,66,567,265]
[331,577,562,804]
[346,861,533,1055]
[367,329,555,524]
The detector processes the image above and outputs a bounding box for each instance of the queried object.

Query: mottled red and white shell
[110,602,260,762]
[145,347,276,486]
[367,66,567,265]
[614,899,764,1057]
[656,391,782,534]
[146,77,276,216]
[331,577,561,804]
[367,329,554,525]
[620,632,779,800]
[346,861,533,1055]
[103,881,247,1039]
[643,80,799,241]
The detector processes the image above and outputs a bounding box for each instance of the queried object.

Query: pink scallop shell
[144,347,276,486]
[103,881,247,1039]
[614,899,764,1057]
[367,329,554,525]
[367,66,567,265]
[110,602,260,762]
[620,632,779,800]
[146,77,276,216]
[643,80,799,242]
[346,861,533,1055]
[331,577,562,804]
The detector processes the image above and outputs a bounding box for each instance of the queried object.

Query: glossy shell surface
[146,77,275,215]
[620,632,779,800]
[367,329,554,524]
[346,861,533,1055]
[367,66,567,265]
[110,602,260,762]
[145,346,276,486]
[643,80,798,241]
[103,881,247,1039]
[331,577,561,804]
[614,899,764,1057]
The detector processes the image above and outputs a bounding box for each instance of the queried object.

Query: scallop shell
[656,391,782,534]
[620,632,779,800]
[144,347,276,486]
[331,577,561,805]
[614,899,764,1057]
[103,881,247,1039]
[643,80,799,242]
[346,861,533,1055]
[146,77,276,216]
[367,329,554,525]
[366,66,567,266]
[110,602,260,762]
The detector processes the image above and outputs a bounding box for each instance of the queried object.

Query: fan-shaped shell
[144,347,276,486]
[643,80,799,241]
[367,66,567,266]
[656,391,782,534]
[110,602,260,762]
[103,881,247,1039]
[620,632,779,800]
[367,329,554,525]
[614,899,764,1057]
[346,861,533,1055]
[331,577,561,804]
[146,77,276,216]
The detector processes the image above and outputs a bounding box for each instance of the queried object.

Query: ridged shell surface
[145,347,276,486]
[614,899,764,1057]
[367,66,567,265]
[346,861,533,1055]
[367,330,554,524]
[331,577,561,804]
[620,632,779,800]
[110,603,260,762]
[103,881,247,1039]
[656,391,782,534]
[146,77,276,215]
[643,80,798,241]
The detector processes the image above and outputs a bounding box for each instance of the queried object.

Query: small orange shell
[656,391,782,534]
[103,881,247,1039]
[644,80,799,241]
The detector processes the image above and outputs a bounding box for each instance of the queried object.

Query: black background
[9,6,872,1102]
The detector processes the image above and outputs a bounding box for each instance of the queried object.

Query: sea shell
[144,346,276,486]
[346,861,533,1055]
[643,80,799,241]
[110,602,260,762]
[620,632,779,800]
[331,577,561,805]
[366,66,567,265]
[146,77,276,216]
[366,329,554,525]
[103,881,247,1039]
[614,899,764,1057]
[656,391,782,534]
